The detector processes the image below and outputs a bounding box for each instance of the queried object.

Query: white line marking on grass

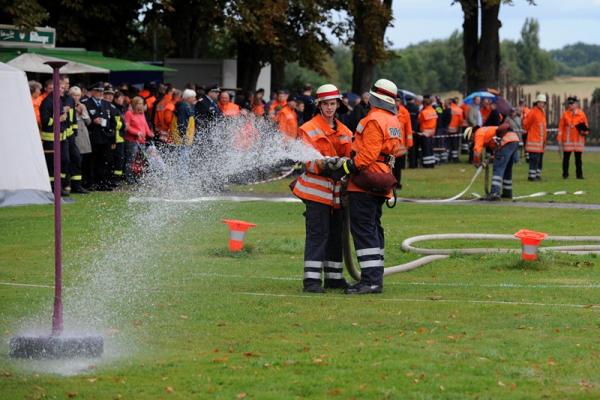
[0,282,53,289]
[235,291,600,310]
[194,272,600,289]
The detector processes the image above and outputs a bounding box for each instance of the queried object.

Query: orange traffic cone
[514,229,548,261]
[222,219,257,252]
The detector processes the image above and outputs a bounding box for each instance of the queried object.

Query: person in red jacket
[293,84,352,293]
[558,96,590,179]
[331,79,403,294]
[124,96,154,183]
[466,123,520,200]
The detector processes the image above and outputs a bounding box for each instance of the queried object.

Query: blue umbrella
[464,91,495,104]
[399,89,418,101]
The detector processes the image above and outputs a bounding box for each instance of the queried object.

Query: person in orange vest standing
[523,94,548,181]
[154,88,180,143]
[418,96,438,168]
[465,123,520,200]
[447,98,464,162]
[292,84,353,293]
[218,91,241,117]
[558,96,590,179]
[330,79,403,294]
[393,91,413,188]
[269,90,288,120]
[276,95,299,139]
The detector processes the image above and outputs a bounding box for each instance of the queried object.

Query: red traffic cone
[514,229,548,261]
[222,219,257,252]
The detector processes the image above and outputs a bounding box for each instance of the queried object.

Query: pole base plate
[9,335,104,359]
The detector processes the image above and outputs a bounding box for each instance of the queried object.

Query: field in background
[1,154,600,398]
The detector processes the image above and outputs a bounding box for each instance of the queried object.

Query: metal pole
[45,61,67,336]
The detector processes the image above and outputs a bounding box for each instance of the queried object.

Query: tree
[515,18,555,83]
[0,0,47,31]
[341,0,394,94]
[227,0,333,92]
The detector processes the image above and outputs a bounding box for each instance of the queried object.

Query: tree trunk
[350,0,393,94]
[271,62,285,92]
[236,41,263,92]
[461,0,501,93]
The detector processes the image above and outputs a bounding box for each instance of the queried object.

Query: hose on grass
[342,212,600,280]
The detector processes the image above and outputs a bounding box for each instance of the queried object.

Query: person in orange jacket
[466,123,520,200]
[269,90,288,120]
[218,91,241,117]
[393,92,413,188]
[276,96,299,139]
[154,88,180,143]
[523,94,548,181]
[446,98,464,162]
[292,84,353,293]
[418,96,438,168]
[30,80,43,127]
[330,79,403,294]
[558,96,590,179]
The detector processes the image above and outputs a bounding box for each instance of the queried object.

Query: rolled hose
[342,212,600,280]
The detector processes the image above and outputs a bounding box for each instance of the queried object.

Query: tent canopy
[8,53,110,74]
[0,48,175,72]
[0,62,52,206]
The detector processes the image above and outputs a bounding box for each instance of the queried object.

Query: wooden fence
[501,84,600,145]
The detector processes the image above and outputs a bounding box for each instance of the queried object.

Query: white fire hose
[342,210,600,281]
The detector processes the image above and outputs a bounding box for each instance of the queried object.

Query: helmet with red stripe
[315,84,342,103]
[370,79,397,106]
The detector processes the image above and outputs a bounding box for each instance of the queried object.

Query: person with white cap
[292,84,353,293]
[330,79,403,294]
[523,94,548,181]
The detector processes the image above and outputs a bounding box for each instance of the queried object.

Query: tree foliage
[551,43,600,77]
[514,18,554,83]
[0,0,47,31]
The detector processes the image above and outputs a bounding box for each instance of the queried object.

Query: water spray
[10,62,103,359]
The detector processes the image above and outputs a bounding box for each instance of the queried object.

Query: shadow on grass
[209,245,255,258]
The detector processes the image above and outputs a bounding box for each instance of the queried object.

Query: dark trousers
[113,142,125,179]
[421,136,435,168]
[562,151,583,178]
[91,142,113,186]
[408,145,418,168]
[528,152,544,179]
[81,153,93,188]
[349,192,385,286]
[303,201,344,288]
[490,142,518,198]
[392,155,405,188]
[43,139,69,186]
[448,132,460,162]
[67,135,82,186]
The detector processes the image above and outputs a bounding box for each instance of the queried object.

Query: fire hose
[342,211,600,281]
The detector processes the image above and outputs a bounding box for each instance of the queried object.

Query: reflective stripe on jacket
[523,106,547,153]
[558,109,588,152]
[349,108,403,198]
[293,114,352,207]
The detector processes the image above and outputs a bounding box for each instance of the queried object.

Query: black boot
[324,279,348,290]
[303,280,324,294]
[344,282,383,295]
[71,182,89,194]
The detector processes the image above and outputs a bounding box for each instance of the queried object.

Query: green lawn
[1,154,600,399]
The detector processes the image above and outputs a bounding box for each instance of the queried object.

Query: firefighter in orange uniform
[269,90,288,120]
[292,84,352,293]
[393,92,413,188]
[218,91,241,117]
[522,94,548,180]
[154,88,180,143]
[276,95,299,139]
[466,123,520,200]
[447,98,464,162]
[418,96,438,168]
[331,79,403,294]
[558,96,590,179]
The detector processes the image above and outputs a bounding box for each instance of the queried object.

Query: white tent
[8,53,110,74]
[0,62,53,207]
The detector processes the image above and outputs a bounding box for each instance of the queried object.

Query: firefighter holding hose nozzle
[292,84,353,293]
[465,122,520,201]
[329,79,403,294]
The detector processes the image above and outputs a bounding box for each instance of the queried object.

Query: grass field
[1,154,600,399]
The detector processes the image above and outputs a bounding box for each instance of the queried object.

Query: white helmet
[369,79,397,106]
[315,84,342,103]
[535,94,547,103]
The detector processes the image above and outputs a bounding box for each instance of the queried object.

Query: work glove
[330,158,357,181]
[473,152,481,167]
[325,157,347,171]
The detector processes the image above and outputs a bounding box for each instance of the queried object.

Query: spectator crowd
[29,77,590,197]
